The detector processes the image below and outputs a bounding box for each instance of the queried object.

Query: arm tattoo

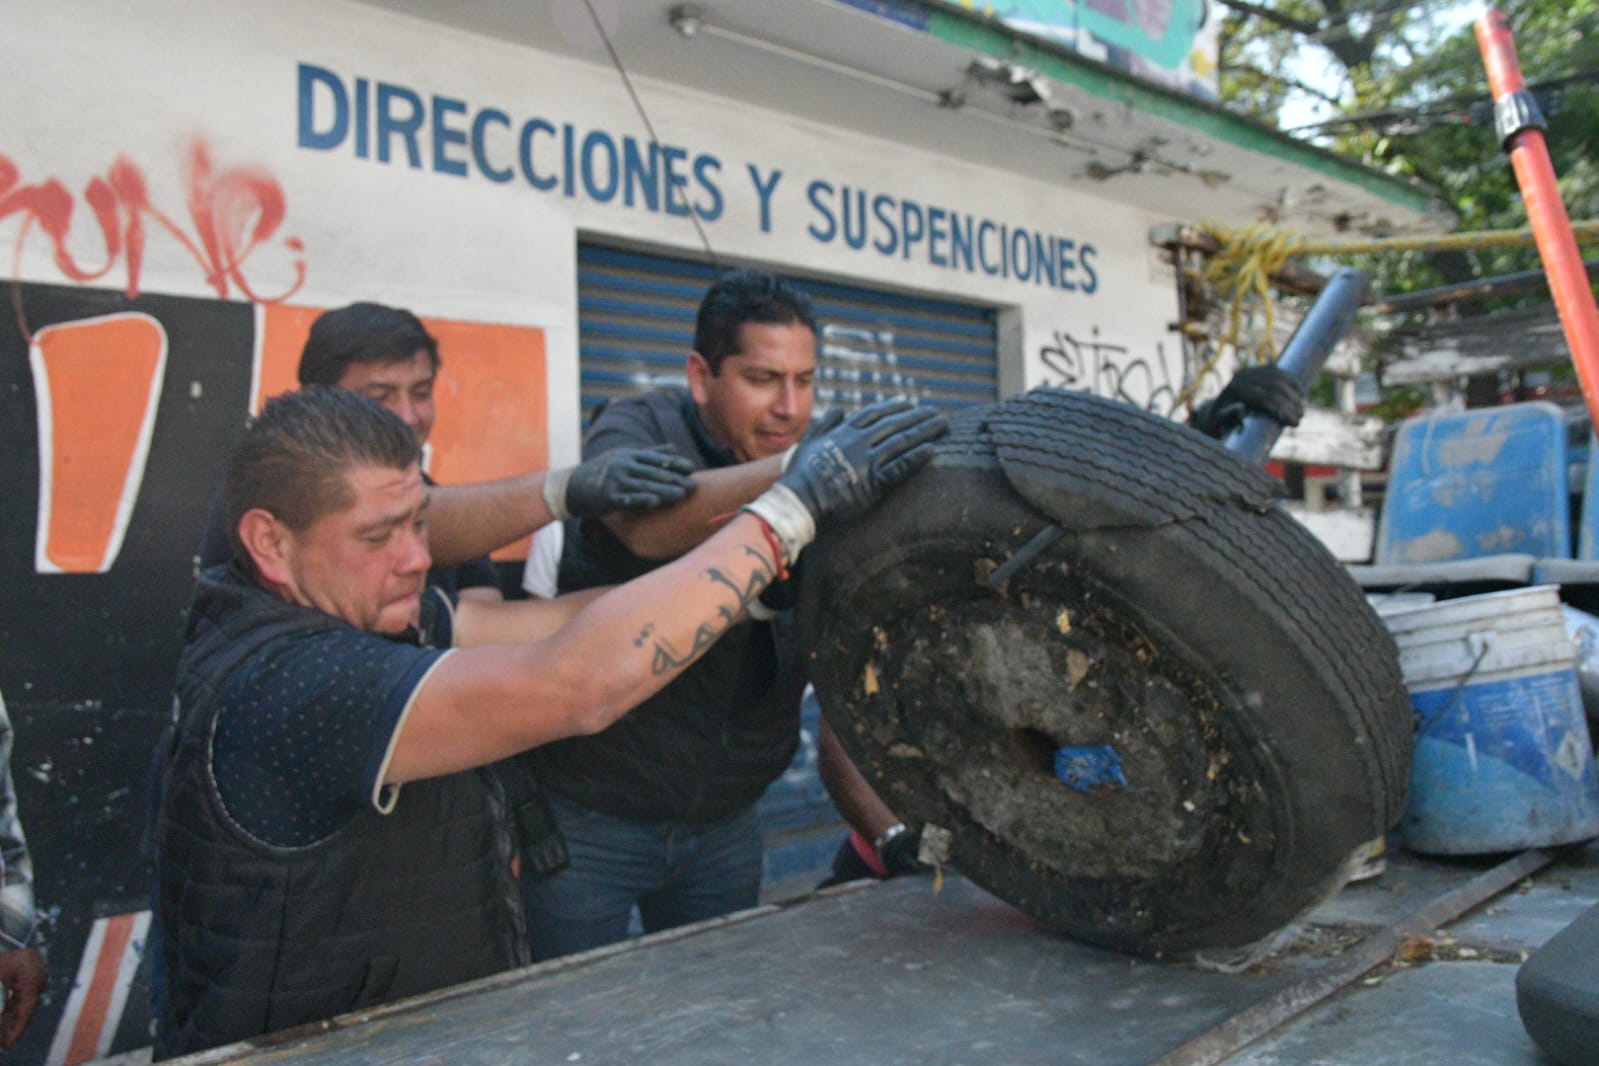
[648,545,775,674]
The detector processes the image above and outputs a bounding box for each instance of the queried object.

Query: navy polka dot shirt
[213,588,456,848]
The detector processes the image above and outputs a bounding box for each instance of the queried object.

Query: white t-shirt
[521,523,565,600]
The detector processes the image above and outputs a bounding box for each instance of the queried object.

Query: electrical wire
[1218,0,1457,44]
[1288,71,1596,135]
[580,0,721,272]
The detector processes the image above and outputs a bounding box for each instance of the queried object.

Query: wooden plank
[1383,305,1570,385]
[1270,407,1386,470]
[1375,260,1599,314]
[1285,504,1376,563]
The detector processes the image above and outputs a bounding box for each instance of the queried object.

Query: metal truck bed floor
[159,841,1599,1066]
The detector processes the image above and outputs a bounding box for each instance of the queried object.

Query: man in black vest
[153,383,943,1057]
[172,301,698,1022]
[521,270,928,958]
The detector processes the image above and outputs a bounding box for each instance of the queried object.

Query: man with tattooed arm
[150,382,942,1057]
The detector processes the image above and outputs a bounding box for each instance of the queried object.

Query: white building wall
[5,0,1189,462]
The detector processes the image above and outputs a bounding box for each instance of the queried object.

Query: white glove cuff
[743,482,816,569]
[541,465,574,522]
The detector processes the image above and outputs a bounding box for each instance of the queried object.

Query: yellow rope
[1176,219,1599,413]
[1171,223,1300,411]
[1218,219,1599,259]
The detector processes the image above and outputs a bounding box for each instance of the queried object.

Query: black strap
[495,758,568,876]
[1494,89,1548,151]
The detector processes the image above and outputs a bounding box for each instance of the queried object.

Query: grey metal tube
[1224,266,1372,466]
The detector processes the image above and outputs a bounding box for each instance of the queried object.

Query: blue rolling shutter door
[577,244,997,424]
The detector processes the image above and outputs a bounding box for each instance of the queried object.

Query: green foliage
[1363,383,1430,422]
[1215,0,1599,430]
[1220,0,1599,395]
[1223,0,1599,258]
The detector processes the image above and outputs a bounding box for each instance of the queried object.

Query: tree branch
[1214,0,1321,36]
[1223,60,1344,106]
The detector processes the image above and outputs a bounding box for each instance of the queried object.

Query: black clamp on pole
[1494,89,1547,152]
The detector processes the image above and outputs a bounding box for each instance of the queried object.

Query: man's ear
[238,509,293,588]
[685,351,713,407]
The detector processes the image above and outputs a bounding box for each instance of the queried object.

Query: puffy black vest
[153,566,526,1059]
[527,390,807,823]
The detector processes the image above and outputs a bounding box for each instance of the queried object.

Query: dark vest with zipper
[153,566,527,1059]
[527,389,807,823]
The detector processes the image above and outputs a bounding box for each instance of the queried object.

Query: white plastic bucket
[1382,585,1599,855]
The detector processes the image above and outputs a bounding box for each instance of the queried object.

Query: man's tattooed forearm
[647,546,775,674]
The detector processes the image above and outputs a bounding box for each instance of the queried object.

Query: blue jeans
[520,790,764,960]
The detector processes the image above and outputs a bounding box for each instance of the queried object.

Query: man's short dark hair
[692,270,818,374]
[297,302,440,386]
[225,386,420,570]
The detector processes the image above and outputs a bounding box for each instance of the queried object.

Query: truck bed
[154,839,1599,1065]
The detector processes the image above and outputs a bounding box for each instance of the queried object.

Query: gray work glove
[801,406,846,444]
[542,444,697,521]
[775,407,845,473]
[1191,364,1305,440]
[744,399,947,567]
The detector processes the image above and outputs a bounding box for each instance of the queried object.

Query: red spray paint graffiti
[0,140,305,306]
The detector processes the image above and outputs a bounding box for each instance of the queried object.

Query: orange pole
[1476,10,1599,427]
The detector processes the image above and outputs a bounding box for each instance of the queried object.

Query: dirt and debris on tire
[799,388,1413,957]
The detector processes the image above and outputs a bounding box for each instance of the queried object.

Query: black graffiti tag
[1037,327,1183,413]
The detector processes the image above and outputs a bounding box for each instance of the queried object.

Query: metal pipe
[1223,266,1371,466]
[1374,259,1599,314]
[1153,848,1556,1066]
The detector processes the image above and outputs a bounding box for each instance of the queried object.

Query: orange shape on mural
[256,305,548,560]
[33,313,167,573]
[251,303,324,411]
[426,318,548,560]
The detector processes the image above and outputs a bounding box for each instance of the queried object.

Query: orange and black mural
[1,281,549,1062]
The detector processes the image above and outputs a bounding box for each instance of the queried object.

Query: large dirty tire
[798,388,1412,956]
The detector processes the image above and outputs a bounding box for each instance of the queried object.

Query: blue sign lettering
[432,96,469,177]
[472,109,513,183]
[297,64,346,151]
[293,61,1098,296]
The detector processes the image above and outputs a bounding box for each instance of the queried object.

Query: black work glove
[543,444,697,520]
[1190,364,1305,440]
[876,824,927,878]
[743,399,945,574]
[780,400,946,529]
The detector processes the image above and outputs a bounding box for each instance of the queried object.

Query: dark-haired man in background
[200,301,694,588]
[521,269,929,957]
